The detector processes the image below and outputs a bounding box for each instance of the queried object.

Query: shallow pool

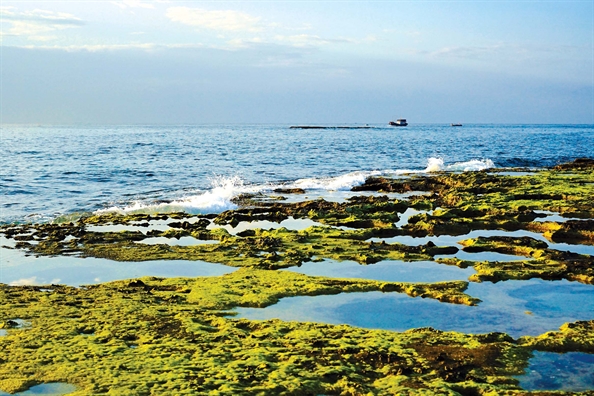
[234,279,594,337]
[136,236,219,246]
[208,216,325,234]
[370,229,594,256]
[0,238,236,286]
[284,259,476,283]
[516,351,594,392]
[0,383,76,396]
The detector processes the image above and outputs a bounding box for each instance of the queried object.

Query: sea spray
[423,157,494,173]
[97,175,255,215]
[424,158,444,172]
[94,158,496,216]
[290,171,383,191]
[446,158,495,171]
[3,124,591,224]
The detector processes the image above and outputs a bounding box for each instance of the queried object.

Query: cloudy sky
[1,1,592,124]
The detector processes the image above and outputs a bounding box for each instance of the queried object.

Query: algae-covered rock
[0,379,38,394]
[0,276,574,395]
[521,320,594,353]
[553,158,594,170]
[457,236,594,284]
[1,160,593,394]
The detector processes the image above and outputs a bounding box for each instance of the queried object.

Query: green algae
[0,273,591,395]
[1,160,594,394]
[522,320,594,353]
[451,236,594,284]
[183,268,480,308]
[1,222,458,271]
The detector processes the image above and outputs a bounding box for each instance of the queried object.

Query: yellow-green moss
[1,275,584,395]
[1,161,594,394]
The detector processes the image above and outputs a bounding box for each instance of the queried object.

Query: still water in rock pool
[0,237,236,286]
[0,383,76,396]
[371,229,594,256]
[285,259,476,282]
[516,352,594,392]
[235,279,594,337]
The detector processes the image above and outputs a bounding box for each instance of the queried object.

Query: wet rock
[273,188,306,194]
[0,320,20,329]
[553,158,594,170]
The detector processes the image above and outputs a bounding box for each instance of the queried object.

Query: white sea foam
[98,175,254,215]
[290,171,383,191]
[421,157,495,173]
[424,157,444,172]
[96,158,496,216]
[372,158,495,176]
[445,158,495,172]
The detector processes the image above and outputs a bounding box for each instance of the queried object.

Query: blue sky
[1,1,593,124]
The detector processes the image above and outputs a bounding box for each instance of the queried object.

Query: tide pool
[235,279,594,337]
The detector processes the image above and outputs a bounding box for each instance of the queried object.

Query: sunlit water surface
[235,279,594,338]
[1,124,593,391]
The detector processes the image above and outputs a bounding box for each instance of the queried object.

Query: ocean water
[1,124,594,391]
[2,123,593,224]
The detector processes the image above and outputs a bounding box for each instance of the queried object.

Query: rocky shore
[0,159,593,395]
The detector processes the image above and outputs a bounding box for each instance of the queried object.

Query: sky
[1,0,593,124]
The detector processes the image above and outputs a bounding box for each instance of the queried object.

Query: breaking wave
[97,157,496,215]
[423,157,495,172]
[289,171,384,191]
[98,176,255,215]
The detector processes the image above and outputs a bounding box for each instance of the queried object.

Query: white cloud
[429,44,506,60]
[275,34,354,48]
[226,37,263,49]
[0,7,83,40]
[16,42,205,52]
[9,276,60,286]
[9,277,39,286]
[111,0,155,9]
[1,8,84,26]
[166,7,262,32]
[425,43,585,62]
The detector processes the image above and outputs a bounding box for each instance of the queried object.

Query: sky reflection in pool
[516,351,594,392]
[278,190,425,204]
[0,383,77,395]
[85,224,165,233]
[371,229,594,257]
[284,259,475,282]
[394,208,433,228]
[208,216,324,234]
[437,251,526,262]
[533,210,584,223]
[235,279,594,337]
[0,239,235,286]
[136,236,219,246]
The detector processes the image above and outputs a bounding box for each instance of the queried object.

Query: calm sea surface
[2,123,593,223]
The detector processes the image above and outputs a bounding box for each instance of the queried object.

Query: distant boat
[389,119,408,126]
[451,123,463,127]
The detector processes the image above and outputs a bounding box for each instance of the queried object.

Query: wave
[98,176,253,215]
[96,157,496,216]
[423,157,495,172]
[289,170,384,191]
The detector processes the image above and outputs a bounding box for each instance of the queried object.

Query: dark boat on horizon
[389,119,408,127]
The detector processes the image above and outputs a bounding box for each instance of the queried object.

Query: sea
[2,123,593,224]
[2,123,594,391]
